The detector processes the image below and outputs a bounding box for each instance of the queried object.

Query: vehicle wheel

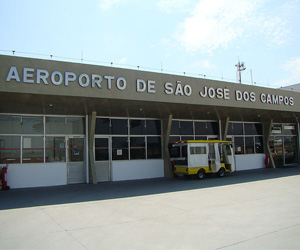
[197,170,205,180]
[217,168,226,177]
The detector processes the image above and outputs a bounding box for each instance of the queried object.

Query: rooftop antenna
[235,59,246,84]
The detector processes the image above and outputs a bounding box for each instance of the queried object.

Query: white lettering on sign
[137,79,156,93]
[3,66,295,107]
[148,80,156,93]
[116,77,126,90]
[23,68,34,83]
[199,86,230,100]
[164,82,192,96]
[6,66,20,82]
[65,72,76,86]
[91,74,102,88]
[79,74,89,87]
[51,71,63,86]
[235,90,256,102]
[36,69,49,84]
[164,82,173,95]
[104,76,114,89]
[260,93,294,106]
[4,67,128,90]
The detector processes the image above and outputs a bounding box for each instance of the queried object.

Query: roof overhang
[0,55,299,123]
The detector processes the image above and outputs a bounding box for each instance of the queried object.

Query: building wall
[0,55,299,188]
[235,154,265,171]
[7,163,67,189]
[0,55,299,114]
[111,159,164,181]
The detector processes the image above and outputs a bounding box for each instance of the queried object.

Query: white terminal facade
[0,54,299,188]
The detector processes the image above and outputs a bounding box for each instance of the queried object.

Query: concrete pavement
[1,167,300,249]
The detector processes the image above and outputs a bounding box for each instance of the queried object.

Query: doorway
[94,137,111,182]
[67,136,85,184]
[269,136,297,167]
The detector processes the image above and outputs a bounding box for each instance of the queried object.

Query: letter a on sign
[6,66,20,82]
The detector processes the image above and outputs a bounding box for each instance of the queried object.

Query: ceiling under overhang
[0,92,299,123]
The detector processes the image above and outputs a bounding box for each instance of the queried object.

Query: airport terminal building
[0,54,299,188]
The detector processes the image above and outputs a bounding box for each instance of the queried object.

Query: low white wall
[7,163,67,189]
[112,159,164,181]
[235,154,265,171]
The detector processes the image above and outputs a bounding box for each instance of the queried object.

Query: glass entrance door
[67,137,85,184]
[270,136,297,167]
[95,137,110,182]
[284,136,297,165]
[270,136,283,168]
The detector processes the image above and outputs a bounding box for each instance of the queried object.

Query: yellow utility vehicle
[172,140,235,179]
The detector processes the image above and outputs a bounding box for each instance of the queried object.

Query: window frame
[0,114,85,164]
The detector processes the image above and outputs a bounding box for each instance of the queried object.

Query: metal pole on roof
[235,59,246,84]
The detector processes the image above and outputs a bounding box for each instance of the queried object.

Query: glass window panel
[282,124,296,135]
[0,135,20,163]
[195,136,207,140]
[95,118,110,135]
[234,136,244,154]
[284,136,297,164]
[0,115,22,134]
[271,124,282,135]
[112,136,128,160]
[170,121,180,135]
[22,116,43,134]
[181,136,194,141]
[244,123,254,135]
[255,136,264,153]
[195,122,219,135]
[147,136,162,159]
[244,123,263,135]
[46,117,66,134]
[182,145,188,158]
[179,121,193,135]
[190,146,206,154]
[269,136,283,167]
[68,138,84,162]
[146,120,161,135]
[95,138,109,161]
[228,123,243,135]
[179,136,194,157]
[111,119,128,135]
[245,136,255,154]
[254,124,263,135]
[190,147,196,154]
[169,136,180,158]
[66,117,84,134]
[45,137,66,162]
[130,120,145,135]
[22,136,44,163]
[130,137,145,159]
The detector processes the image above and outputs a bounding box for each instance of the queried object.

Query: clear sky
[0,0,300,88]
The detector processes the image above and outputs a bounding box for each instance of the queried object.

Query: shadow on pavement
[0,166,299,210]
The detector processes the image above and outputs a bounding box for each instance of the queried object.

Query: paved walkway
[1,167,300,249]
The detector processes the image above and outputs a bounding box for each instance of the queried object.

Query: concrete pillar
[220,117,230,141]
[162,114,173,179]
[219,117,230,165]
[263,119,275,168]
[88,111,98,184]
